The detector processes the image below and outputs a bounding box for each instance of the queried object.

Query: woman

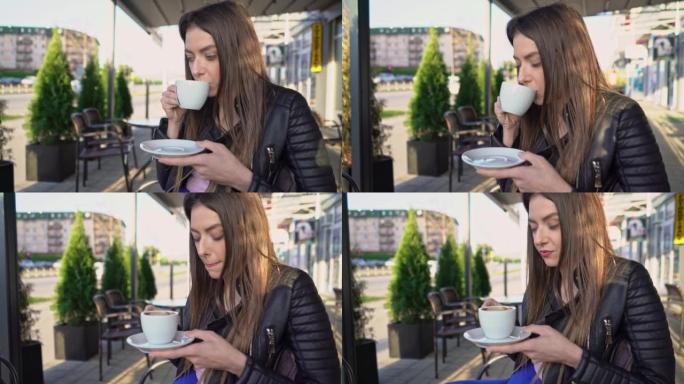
[148,193,341,384]
[460,194,674,384]
[155,1,336,192]
[476,3,670,192]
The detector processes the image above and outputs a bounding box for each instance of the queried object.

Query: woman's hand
[161,85,186,139]
[486,324,583,369]
[475,152,572,192]
[149,330,247,376]
[494,96,521,147]
[157,140,253,191]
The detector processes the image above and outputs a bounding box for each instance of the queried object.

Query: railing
[0,84,32,94]
[376,80,413,92]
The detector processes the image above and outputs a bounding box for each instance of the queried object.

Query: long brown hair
[508,4,611,185]
[174,1,270,191]
[181,193,281,383]
[522,193,616,382]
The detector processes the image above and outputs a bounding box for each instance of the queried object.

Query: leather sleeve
[236,273,341,384]
[569,263,675,384]
[152,117,179,192]
[613,103,670,192]
[490,124,514,192]
[248,92,336,192]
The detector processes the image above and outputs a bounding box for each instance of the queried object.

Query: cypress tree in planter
[19,253,43,384]
[472,245,492,297]
[53,212,99,360]
[0,100,14,191]
[407,28,451,176]
[78,55,106,114]
[454,54,481,115]
[138,247,158,300]
[114,67,133,119]
[435,234,462,292]
[24,28,76,182]
[101,237,130,298]
[387,210,433,358]
[352,267,378,383]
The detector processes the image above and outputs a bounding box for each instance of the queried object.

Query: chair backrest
[138,359,172,384]
[105,289,126,307]
[457,106,479,123]
[440,286,460,304]
[83,108,104,126]
[71,112,88,137]
[665,283,683,302]
[0,355,20,384]
[427,291,443,316]
[93,294,110,319]
[443,111,459,135]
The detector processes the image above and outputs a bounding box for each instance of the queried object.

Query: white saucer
[139,139,204,157]
[462,147,524,169]
[464,326,531,347]
[126,331,194,353]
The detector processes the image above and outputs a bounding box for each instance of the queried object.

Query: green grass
[29,296,54,305]
[24,253,61,262]
[361,295,384,304]
[0,114,24,122]
[381,110,407,119]
[357,251,394,261]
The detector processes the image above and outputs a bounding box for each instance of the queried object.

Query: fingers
[148,343,196,360]
[518,151,540,164]
[475,167,517,179]
[523,324,550,335]
[184,329,217,340]
[157,154,205,166]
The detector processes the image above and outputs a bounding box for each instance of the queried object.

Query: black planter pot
[21,340,44,384]
[26,141,76,182]
[355,338,379,384]
[0,160,13,192]
[372,155,394,192]
[388,320,434,359]
[406,137,449,176]
[53,322,99,361]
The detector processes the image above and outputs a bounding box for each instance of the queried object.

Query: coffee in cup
[176,80,209,110]
[499,82,535,116]
[141,310,179,344]
[478,305,516,339]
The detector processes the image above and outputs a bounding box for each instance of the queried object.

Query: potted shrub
[435,234,463,292]
[19,254,44,384]
[114,66,133,119]
[407,28,451,176]
[352,266,379,384]
[472,244,492,297]
[101,237,130,297]
[138,247,158,300]
[0,99,14,191]
[387,210,434,358]
[53,212,99,360]
[77,54,106,113]
[24,28,76,182]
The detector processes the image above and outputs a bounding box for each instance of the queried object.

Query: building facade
[370,27,483,74]
[0,26,99,77]
[349,209,458,258]
[16,212,125,259]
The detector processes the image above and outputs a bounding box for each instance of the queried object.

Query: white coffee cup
[141,310,178,344]
[478,305,516,339]
[499,82,536,116]
[175,80,209,110]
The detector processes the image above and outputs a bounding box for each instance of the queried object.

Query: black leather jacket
[515,257,674,383]
[492,92,670,192]
[174,266,340,383]
[154,85,336,192]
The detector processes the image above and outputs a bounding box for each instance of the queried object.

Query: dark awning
[116,0,339,30]
[493,0,676,17]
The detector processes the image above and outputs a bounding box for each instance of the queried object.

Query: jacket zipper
[602,317,613,360]
[592,159,603,192]
[266,326,276,368]
[266,145,276,181]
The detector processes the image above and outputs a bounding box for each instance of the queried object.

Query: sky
[347,193,524,259]
[15,193,190,260]
[370,0,620,69]
[0,0,187,80]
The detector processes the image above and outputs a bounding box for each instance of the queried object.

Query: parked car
[373,72,396,84]
[0,77,22,86]
[351,258,367,267]
[384,259,394,268]
[20,76,36,86]
[19,259,35,269]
